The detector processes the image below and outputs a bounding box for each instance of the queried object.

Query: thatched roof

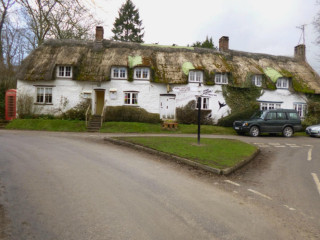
[17,39,320,94]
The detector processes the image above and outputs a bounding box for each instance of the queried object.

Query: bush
[16,92,42,119]
[62,99,90,120]
[176,100,213,125]
[217,105,259,127]
[104,106,161,123]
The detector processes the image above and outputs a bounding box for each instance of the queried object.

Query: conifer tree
[192,36,217,50]
[112,0,144,43]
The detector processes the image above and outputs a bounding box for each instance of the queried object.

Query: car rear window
[288,112,299,120]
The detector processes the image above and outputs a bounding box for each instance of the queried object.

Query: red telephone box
[5,89,17,121]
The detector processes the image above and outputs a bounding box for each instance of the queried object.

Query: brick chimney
[294,44,306,61]
[95,26,104,42]
[219,36,229,51]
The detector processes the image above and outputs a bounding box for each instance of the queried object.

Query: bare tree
[49,1,101,40]
[0,0,14,70]
[17,0,61,48]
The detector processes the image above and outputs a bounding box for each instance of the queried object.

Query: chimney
[219,36,229,51]
[294,44,306,61]
[95,26,104,42]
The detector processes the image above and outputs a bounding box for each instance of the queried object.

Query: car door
[261,112,277,132]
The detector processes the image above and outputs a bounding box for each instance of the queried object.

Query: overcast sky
[91,0,320,73]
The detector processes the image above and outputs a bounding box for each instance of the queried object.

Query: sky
[89,0,320,73]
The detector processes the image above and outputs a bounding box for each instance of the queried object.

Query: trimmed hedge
[176,100,213,125]
[104,106,161,123]
[217,106,259,127]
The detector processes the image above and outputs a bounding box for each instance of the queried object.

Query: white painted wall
[16,78,307,122]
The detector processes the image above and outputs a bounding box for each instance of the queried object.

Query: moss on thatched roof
[17,39,320,93]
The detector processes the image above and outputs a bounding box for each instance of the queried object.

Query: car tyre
[283,126,293,137]
[249,126,260,137]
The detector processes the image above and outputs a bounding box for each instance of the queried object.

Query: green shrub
[62,99,90,120]
[217,105,259,127]
[176,100,213,125]
[104,106,161,123]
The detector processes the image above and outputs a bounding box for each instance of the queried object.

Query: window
[215,73,228,84]
[134,68,150,80]
[57,66,72,78]
[124,92,138,105]
[111,67,127,79]
[276,78,289,89]
[293,103,307,118]
[82,92,92,99]
[196,97,209,109]
[288,112,299,120]
[189,71,203,83]
[260,102,281,110]
[36,87,52,104]
[252,75,262,87]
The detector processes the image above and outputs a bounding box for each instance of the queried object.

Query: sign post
[197,96,201,145]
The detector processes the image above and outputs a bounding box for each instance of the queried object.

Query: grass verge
[5,119,86,132]
[115,136,257,169]
[101,122,235,134]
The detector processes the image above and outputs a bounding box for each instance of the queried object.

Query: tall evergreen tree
[192,36,217,50]
[112,0,144,43]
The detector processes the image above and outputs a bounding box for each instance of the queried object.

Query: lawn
[5,119,87,132]
[115,136,257,169]
[100,121,235,134]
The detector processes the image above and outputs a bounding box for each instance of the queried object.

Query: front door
[95,90,105,115]
[160,94,176,119]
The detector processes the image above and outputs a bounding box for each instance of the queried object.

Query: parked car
[233,109,302,137]
[305,123,320,137]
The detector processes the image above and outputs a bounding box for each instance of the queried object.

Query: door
[95,90,105,115]
[160,95,176,119]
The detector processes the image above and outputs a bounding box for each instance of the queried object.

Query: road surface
[0,130,319,239]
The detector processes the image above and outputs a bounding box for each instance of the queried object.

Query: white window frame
[111,67,127,79]
[188,71,203,83]
[276,78,289,89]
[134,67,150,80]
[124,91,138,105]
[82,91,92,99]
[252,75,262,87]
[196,97,209,109]
[57,66,72,78]
[36,87,53,104]
[260,102,281,110]
[215,73,228,85]
[293,103,307,118]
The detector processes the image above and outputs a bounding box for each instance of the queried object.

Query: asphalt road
[0,130,319,239]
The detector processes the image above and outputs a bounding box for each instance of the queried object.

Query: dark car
[233,109,302,137]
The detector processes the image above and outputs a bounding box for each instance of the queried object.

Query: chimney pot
[219,36,229,51]
[294,44,306,61]
[96,26,104,42]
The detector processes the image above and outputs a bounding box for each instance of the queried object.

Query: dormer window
[112,67,127,79]
[134,67,150,80]
[215,73,228,84]
[57,66,72,78]
[252,75,262,87]
[276,78,289,89]
[188,71,203,83]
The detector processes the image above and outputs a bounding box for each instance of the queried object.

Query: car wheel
[283,127,293,137]
[249,126,260,137]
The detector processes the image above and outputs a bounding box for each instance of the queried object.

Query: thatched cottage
[17,26,320,122]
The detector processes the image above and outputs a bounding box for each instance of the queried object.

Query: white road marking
[308,148,313,161]
[284,205,296,211]
[303,144,313,147]
[248,189,272,200]
[224,180,240,187]
[311,173,320,197]
[286,143,297,146]
[289,145,300,148]
[269,143,281,146]
[274,145,286,148]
